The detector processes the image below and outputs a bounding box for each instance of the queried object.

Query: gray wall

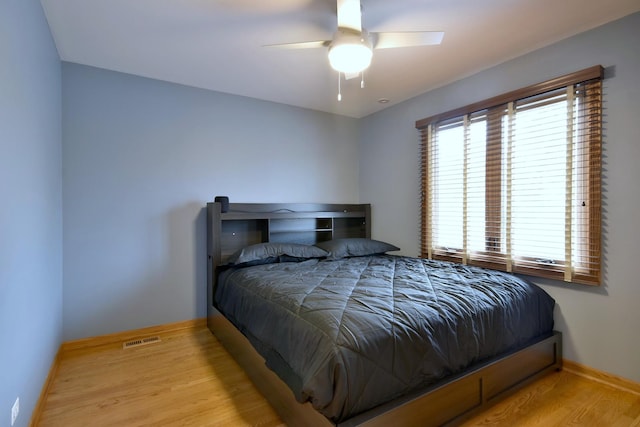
[62,63,360,340]
[360,12,640,382]
[0,1,62,426]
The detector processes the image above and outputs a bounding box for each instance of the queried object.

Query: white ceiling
[41,0,640,118]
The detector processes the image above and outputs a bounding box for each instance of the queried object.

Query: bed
[206,202,561,426]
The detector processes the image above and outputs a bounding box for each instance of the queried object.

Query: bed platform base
[208,309,562,427]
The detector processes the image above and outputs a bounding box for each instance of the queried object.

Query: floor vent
[122,336,161,349]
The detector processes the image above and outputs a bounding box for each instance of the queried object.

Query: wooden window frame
[416,66,603,286]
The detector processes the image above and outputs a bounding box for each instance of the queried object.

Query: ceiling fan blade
[372,31,444,49]
[263,40,330,49]
[337,0,362,31]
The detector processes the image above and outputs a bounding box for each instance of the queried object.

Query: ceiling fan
[265,0,444,100]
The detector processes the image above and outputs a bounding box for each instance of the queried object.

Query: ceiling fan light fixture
[328,44,372,73]
[328,29,372,74]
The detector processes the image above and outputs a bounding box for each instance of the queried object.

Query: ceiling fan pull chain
[338,72,342,101]
[361,72,365,89]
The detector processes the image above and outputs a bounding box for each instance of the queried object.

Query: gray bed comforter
[215,255,555,422]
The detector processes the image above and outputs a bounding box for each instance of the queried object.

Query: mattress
[214,255,555,422]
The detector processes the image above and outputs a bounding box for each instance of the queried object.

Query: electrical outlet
[11,397,19,426]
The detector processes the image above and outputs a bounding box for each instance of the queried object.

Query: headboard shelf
[220,210,366,221]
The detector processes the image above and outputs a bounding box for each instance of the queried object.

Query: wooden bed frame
[206,202,562,426]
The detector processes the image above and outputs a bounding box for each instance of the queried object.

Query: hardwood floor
[460,368,640,426]
[37,326,640,426]
[38,327,284,427]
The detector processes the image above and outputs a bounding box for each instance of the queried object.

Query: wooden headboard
[206,202,371,327]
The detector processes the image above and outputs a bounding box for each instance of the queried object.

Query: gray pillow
[227,242,328,265]
[315,238,400,260]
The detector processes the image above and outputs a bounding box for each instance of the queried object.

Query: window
[416,66,603,285]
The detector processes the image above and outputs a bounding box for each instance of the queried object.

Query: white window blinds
[417,66,603,285]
